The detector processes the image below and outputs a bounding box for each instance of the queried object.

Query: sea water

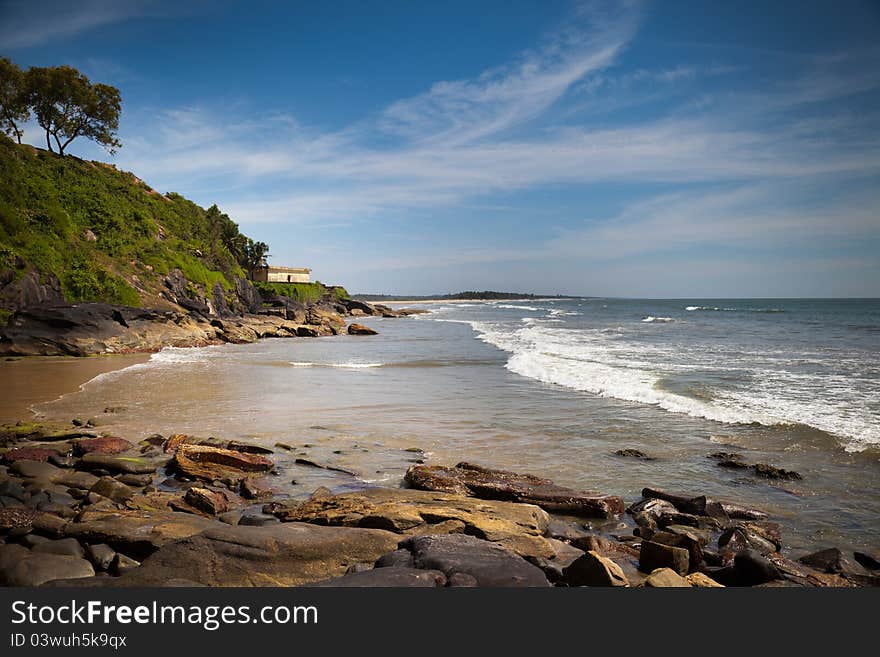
[36,298,880,553]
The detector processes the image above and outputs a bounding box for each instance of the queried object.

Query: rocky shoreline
[1,422,877,588]
[0,267,422,357]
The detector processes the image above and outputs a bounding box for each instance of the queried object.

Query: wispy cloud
[0,0,166,49]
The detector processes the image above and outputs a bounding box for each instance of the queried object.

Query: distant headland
[353,291,584,302]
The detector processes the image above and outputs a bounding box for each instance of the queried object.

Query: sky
[2,0,879,297]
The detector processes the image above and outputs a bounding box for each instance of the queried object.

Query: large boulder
[347,323,378,335]
[396,534,550,587]
[562,550,629,587]
[270,487,553,559]
[92,523,400,587]
[0,544,95,586]
[405,462,624,518]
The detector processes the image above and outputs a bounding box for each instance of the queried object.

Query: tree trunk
[53,133,64,155]
[45,128,53,153]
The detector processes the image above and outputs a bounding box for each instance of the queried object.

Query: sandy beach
[0,353,150,422]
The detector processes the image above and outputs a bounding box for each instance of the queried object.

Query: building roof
[265,265,311,273]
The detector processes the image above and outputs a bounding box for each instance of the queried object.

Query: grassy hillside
[0,136,251,309]
[255,281,348,305]
[0,137,343,316]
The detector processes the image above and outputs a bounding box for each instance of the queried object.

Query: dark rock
[797,547,863,575]
[79,453,160,475]
[56,470,99,490]
[240,476,274,500]
[614,449,654,460]
[347,323,378,335]
[641,487,766,520]
[752,463,802,480]
[226,442,274,455]
[84,543,116,571]
[110,553,141,576]
[183,487,229,515]
[294,458,358,477]
[406,462,624,518]
[718,522,781,556]
[732,549,781,586]
[309,567,446,587]
[546,519,591,542]
[447,572,479,587]
[0,545,95,586]
[647,530,703,572]
[708,452,744,461]
[854,552,880,571]
[562,550,629,587]
[639,540,689,575]
[20,534,51,548]
[115,473,153,487]
[48,454,77,468]
[717,459,750,470]
[31,537,85,558]
[90,477,135,503]
[400,534,550,587]
[238,513,280,527]
[375,549,415,569]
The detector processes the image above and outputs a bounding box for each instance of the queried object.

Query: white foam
[451,316,880,451]
[642,316,674,323]
[496,304,540,311]
[289,361,383,369]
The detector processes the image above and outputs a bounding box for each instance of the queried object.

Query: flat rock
[405,462,624,518]
[173,444,273,483]
[2,447,60,463]
[271,486,553,559]
[79,453,161,475]
[90,477,136,503]
[63,508,222,560]
[73,436,136,456]
[87,522,400,587]
[308,567,447,587]
[11,460,63,480]
[399,534,550,587]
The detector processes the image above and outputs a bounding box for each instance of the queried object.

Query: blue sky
[2,0,879,296]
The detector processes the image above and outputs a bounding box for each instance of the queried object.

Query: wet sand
[0,354,150,423]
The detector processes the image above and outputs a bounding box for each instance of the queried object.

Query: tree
[0,58,29,144]
[25,65,122,156]
[242,239,270,274]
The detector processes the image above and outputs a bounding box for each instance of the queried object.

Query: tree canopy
[0,58,29,144]
[0,59,122,156]
[26,65,122,156]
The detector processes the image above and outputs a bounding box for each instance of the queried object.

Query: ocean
[35,298,880,554]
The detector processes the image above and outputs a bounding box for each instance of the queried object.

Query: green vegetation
[0,135,254,307]
[256,281,348,304]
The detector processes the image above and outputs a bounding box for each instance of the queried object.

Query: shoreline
[0,353,151,423]
[0,418,875,587]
